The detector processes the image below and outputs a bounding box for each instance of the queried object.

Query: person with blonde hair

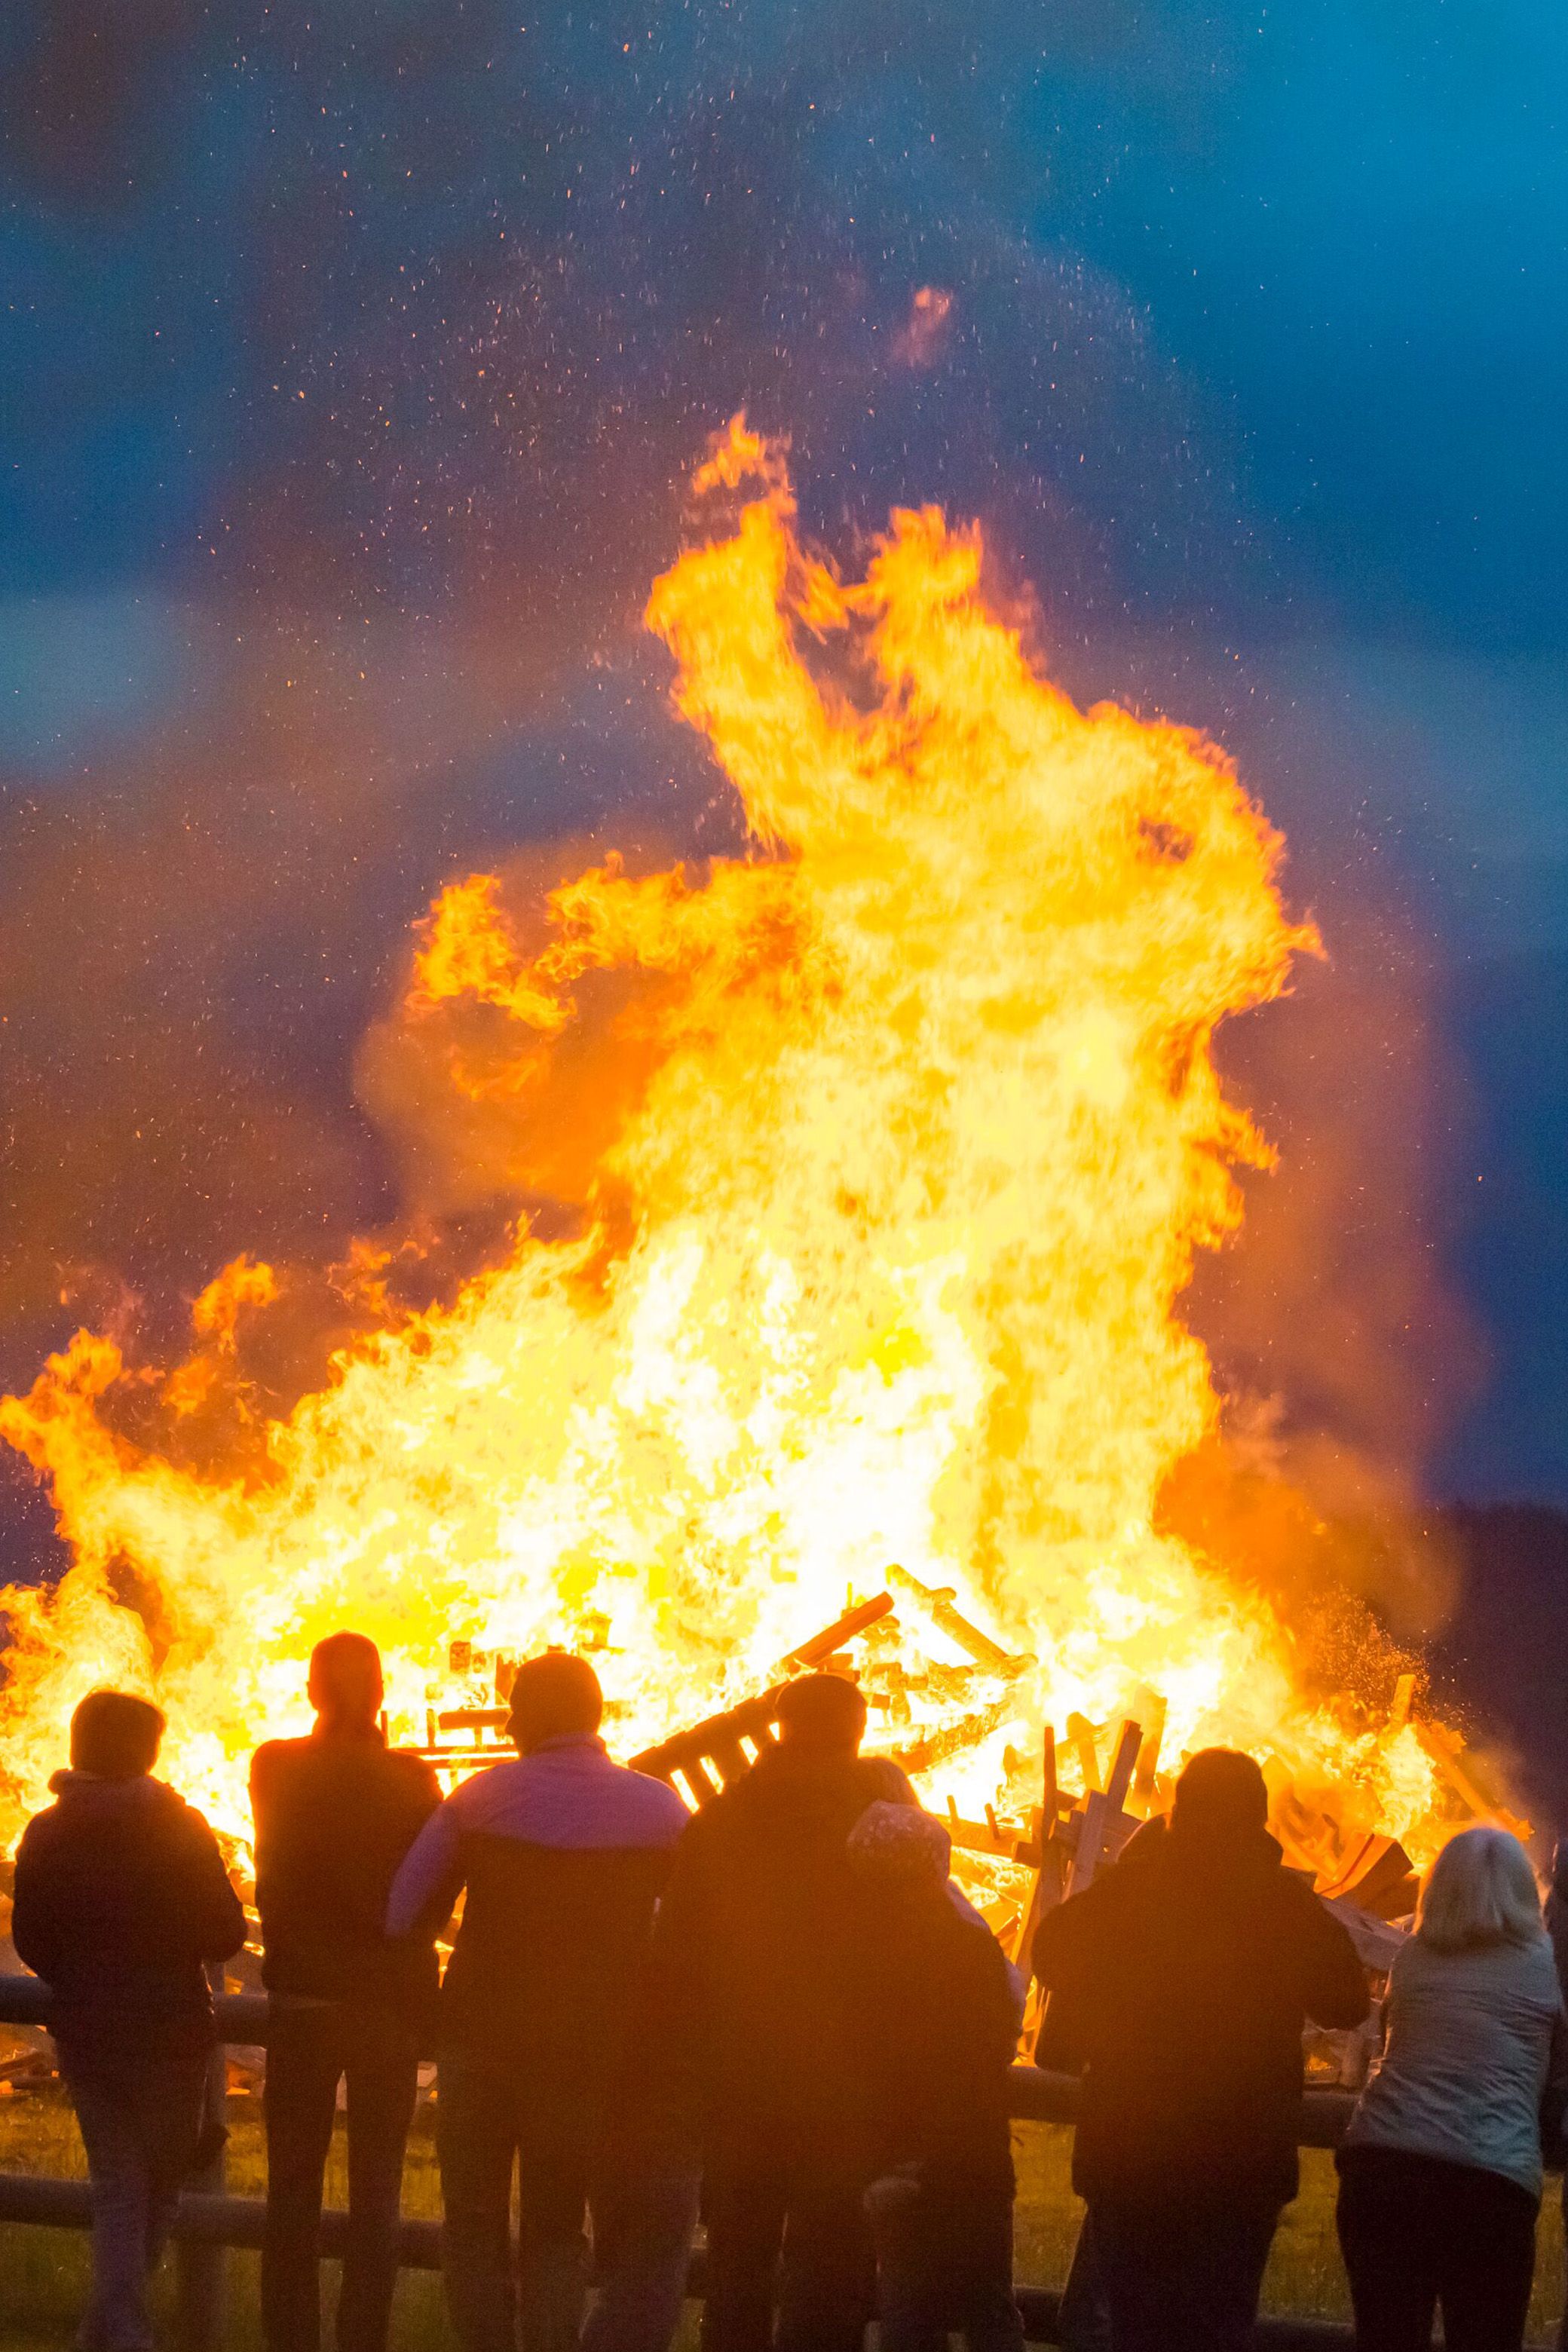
[1337,1824,1568,2352]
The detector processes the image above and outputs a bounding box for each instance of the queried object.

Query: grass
[0,2092,1562,2347]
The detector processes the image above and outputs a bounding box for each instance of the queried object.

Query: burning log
[890,1698,1018,1781]
[884,1563,1031,1676]
[1315,1833,1419,1924]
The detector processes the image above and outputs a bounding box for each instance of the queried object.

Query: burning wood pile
[0,422,1521,1928]
[399,1564,1529,2097]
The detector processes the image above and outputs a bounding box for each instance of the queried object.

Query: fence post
[176,1972,229,2352]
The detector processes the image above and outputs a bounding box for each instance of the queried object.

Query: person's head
[774,1672,867,1756]
[847,1799,951,1888]
[1170,1747,1269,1847]
[1416,1826,1545,1955]
[307,1632,384,1731]
[505,1652,603,1754]
[69,1690,164,1781]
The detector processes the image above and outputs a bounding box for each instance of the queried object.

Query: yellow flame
[0,421,1445,1864]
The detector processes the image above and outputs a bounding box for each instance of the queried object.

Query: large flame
[0,424,1446,1860]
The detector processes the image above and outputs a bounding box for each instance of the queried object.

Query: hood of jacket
[44,1770,185,1818]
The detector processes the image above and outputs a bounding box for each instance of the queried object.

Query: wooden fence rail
[0,1975,1359,2350]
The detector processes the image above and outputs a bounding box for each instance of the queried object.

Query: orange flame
[0,421,1447,1862]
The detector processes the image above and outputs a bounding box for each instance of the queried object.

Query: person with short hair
[1031,1746,1369,2352]
[651,1670,917,2352]
[387,1651,690,2352]
[850,1800,1025,2352]
[12,1689,246,2352]
[1337,1824,1568,2352]
[250,1633,441,2352]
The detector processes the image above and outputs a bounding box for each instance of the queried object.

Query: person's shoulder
[858,1756,917,1805]
[442,1756,520,1816]
[161,1784,219,1836]
[13,1801,61,1854]
[946,1893,1012,1968]
[382,1747,441,1802]
[1271,1863,1328,1916]
[249,1737,308,1793]
[617,1764,691,1827]
[588,1759,690,1848]
[1037,1867,1116,1945]
[666,1778,742,1855]
[149,1784,225,1858]
[1500,1931,1562,1996]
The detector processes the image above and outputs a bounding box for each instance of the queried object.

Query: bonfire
[0,421,1518,1950]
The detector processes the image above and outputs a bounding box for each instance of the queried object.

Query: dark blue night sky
[2,0,1566,1546]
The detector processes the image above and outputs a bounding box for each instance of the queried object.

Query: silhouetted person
[852,1800,1025,2352]
[1545,1835,1568,2352]
[387,1651,689,2352]
[1031,1747,1368,2352]
[11,1689,245,2352]
[651,1671,916,2352]
[250,1633,440,2352]
[1337,1826,1568,2352]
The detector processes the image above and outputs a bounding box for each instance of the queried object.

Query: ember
[0,420,1503,1879]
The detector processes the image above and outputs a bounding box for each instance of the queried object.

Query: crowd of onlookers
[9,1634,1568,2352]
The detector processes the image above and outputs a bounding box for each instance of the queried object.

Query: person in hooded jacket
[387,1650,691,2352]
[650,1671,916,2352]
[1031,1747,1368,2352]
[11,1689,246,2352]
[850,1799,1025,2352]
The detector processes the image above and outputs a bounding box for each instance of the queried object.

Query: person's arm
[1029,1887,1101,2072]
[248,1742,282,1922]
[386,1798,465,1939]
[945,1882,1027,2021]
[8,1824,63,1986]
[1030,1886,1087,1990]
[1300,1892,1373,2030]
[185,1811,247,1961]
[1545,1992,1568,2097]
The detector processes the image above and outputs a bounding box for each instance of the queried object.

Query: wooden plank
[707,1736,751,1787]
[677,1756,718,1805]
[885,1563,1023,1674]
[1066,1713,1102,1795]
[1104,1720,1142,1814]
[1133,1695,1166,1800]
[1012,1730,1067,1985]
[1065,1790,1139,1897]
[782,1593,894,1670]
